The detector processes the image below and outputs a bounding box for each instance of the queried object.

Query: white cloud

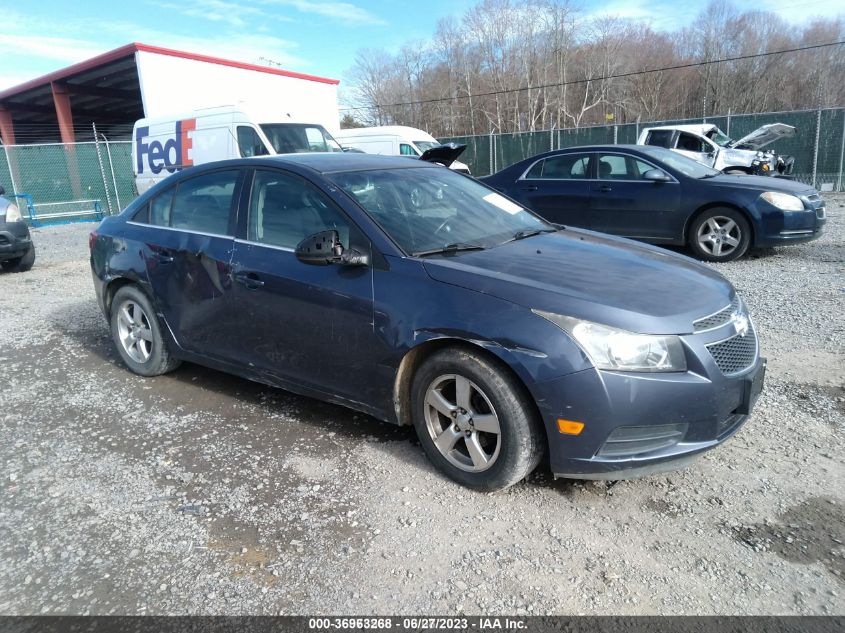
[0,34,105,66]
[260,0,386,25]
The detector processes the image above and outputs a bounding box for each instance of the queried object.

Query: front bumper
[754,196,826,247]
[0,221,32,260]
[530,321,766,479]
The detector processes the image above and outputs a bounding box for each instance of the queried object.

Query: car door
[589,152,680,240]
[229,168,379,400]
[510,153,593,227]
[138,168,244,358]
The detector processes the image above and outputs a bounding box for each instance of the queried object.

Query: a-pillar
[51,81,82,198]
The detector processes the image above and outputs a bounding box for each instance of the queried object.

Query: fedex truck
[133,105,343,194]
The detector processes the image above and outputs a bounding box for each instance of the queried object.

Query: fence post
[837,108,845,193]
[550,126,554,152]
[2,143,16,196]
[726,108,731,137]
[812,107,821,188]
[103,137,122,210]
[92,123,114,215]
[613,124,618,145]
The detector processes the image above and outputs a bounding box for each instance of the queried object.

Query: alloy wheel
[116,300,154,364]
[423,374,501,472]
[697,216,742,257]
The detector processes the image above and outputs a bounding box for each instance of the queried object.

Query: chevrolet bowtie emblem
[732,313,749,337]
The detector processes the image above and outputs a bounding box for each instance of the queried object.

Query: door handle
[597,185,612,192]
[234,272,264,289]
[152,251,174,264]
[520,185,538,192]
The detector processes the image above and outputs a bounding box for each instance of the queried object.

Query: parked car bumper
[530,341,766,479]
[754,197,826,247]
[0,222,32,260]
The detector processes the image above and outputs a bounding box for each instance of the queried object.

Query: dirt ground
[0,198,843,615]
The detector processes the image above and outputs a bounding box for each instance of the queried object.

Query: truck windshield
[259,124,343,154]
[705,127,733,147]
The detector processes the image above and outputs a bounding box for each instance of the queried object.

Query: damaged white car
[637,123,795,177]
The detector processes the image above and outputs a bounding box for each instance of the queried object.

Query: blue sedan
[90,154,765,490]
[481,145,826,262]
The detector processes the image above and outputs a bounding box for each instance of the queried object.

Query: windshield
[332,167,552,255]
[705,127,733,147]
[259,124,343,154]
[413,140,438,152]
[637,146,721,178]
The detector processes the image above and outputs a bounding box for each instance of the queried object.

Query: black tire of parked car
[410,346,545,491]
[110,285,181,377]
[1,243,35,272]
[688,208,751,263]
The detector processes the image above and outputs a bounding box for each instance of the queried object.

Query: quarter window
[597,154,658,180]
[237,126,269,158]
[248,170,354,250]
[170,170,239,235]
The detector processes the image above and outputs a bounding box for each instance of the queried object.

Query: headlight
[760,191,804,211]
[4,203,22,223]
[533,310,687,372]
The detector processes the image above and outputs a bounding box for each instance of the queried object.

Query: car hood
[731,123,795,150]
[422,229,734,335]
[705,173,816,196]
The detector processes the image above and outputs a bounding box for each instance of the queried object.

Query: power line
[340,39,845,113]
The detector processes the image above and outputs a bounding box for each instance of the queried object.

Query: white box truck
[132,105,344,194]
[333,126,471,174]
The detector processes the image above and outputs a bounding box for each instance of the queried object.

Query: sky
[0,0,842,99]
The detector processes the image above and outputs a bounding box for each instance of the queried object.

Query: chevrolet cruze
[89,154,766,490]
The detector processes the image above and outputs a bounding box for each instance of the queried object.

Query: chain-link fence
[0,137,135,225]
[442,107,845,190]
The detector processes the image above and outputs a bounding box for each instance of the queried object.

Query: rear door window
[149,189,174,226]
[525,154,591,179]
[169,170,240,235]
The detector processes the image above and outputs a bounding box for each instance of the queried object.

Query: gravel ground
[0,199,843,616]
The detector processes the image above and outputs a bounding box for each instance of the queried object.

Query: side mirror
[295,230,369,267]
[643,169,670,183]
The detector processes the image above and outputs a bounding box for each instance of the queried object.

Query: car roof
[642,124,717,134]
[242,153,439,174]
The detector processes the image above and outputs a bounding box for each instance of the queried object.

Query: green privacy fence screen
[0,106,842,224]
[441,107,845,189]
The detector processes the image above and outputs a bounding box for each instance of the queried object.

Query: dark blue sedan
[481,145,826,262]
[90,154,765,489]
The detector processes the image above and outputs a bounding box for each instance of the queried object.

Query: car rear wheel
[410,347,544,491]
[688,209,751,262]
[1,243,35,272]
[110,285,180,376]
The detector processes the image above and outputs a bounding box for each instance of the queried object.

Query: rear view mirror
[643,169,670,182]
[295,230,369,267]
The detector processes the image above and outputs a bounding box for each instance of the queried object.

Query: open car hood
[419,143,467,167]
[732,123,795,150]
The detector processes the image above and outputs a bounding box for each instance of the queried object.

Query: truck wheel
[110,285,181,376]
[1,243,35,272]
[688,209,751,263]
[410,347,545,491]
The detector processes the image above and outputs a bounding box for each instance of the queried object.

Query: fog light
[557,419,585,435]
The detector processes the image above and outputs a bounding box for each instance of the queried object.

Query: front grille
[706,322,758,375]
[693,296,740,332]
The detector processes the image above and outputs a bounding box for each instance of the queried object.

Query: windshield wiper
[413,243,486,257]
[699,173,719,179]
[507,227,558,242]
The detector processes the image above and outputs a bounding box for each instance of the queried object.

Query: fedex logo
[136,119,196,174]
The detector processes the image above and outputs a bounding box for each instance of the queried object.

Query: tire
[410,347,545,491]
[1,243,35,272]
[110,285,181,376]
[688,208,751,263]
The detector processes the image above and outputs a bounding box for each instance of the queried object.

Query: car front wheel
[110,285,181,376]
[688,209,751,262]
[410,347,544,491]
